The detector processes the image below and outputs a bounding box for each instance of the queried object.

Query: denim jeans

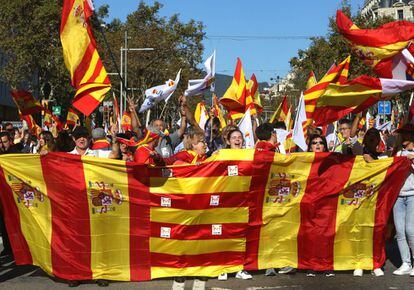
[393,195,414,264]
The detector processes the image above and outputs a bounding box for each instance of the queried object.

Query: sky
[93,0,364,85]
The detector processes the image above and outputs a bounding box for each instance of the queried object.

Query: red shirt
[165,150,206,165]
[134,145,165,166]
[255,141,279,152]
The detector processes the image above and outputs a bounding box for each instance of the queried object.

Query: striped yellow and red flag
[304,56,350,127]
[220,58,247,120]
[19,113,42,137]
[60,0,111,116]
[270,95,289,124]
[213,94,227,129]
[245,74,262,116]
[0,150,410,281]
[11,90,43,116]
[306,71,317,90]
[313,76,414,126]
[336,10,414,78]
[66,108,80,126]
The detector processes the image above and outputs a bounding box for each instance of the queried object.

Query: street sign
[378,101,391,115]
[52,106,61,116]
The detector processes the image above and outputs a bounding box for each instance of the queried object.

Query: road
[2,239,414,289]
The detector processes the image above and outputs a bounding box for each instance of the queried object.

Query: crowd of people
[1,95,414,288]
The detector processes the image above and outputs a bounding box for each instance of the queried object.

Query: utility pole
[119,30,154,116]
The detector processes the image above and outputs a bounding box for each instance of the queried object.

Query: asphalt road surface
[2,238,414,290]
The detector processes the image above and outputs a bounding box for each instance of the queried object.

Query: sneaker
[410,268,414,277]
[325,271,335,277]
[172,278,185,290]
[235,270,252,280]
[393,263,412,275]
[193,278,206,290]
[96,279,108,287]
[278,266,295,274]
[372,268,384,277]
[353,269,363,277]
[265,268,277,276]
[218,273,228,281]
[306,270,316,277]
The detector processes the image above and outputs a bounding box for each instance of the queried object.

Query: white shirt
[69,147,97,157]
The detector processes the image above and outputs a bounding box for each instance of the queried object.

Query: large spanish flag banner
[60,0,111,116]
[336,10,414,78]
[0,151,411,281]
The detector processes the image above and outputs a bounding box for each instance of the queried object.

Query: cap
[71,127,90,139]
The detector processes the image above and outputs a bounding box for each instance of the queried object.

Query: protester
[69,126,118,159]
[307,134,328,153]
[55,130,75,152]
[38,131,57,155]
[20,130,37,153]
[115,133,134,161]
[0,131,18,266]
[133,127,165,166]
[204,116,224,155]
[218,128,253,281]
[225,128,244,149]
[362,128,383,162]
[334,117,362,155]
[165,131,207,165]
[255,123,280,152]
[391,124,414,276]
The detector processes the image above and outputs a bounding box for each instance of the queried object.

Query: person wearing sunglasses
[307,134,328,153]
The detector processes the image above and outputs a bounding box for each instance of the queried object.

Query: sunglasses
[311,141,324,145]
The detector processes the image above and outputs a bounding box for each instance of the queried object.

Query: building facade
[361,0,414,21]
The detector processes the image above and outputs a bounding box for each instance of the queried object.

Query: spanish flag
[220,58,247,119]
[60,0,111,116]
[0,151,410,281]
[313,76,414,126]
[11,90,43,116]
[66,108,80,126]
[336,10,414,78]
[121,111,132,132]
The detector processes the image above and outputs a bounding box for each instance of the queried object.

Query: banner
[0,151,410,281]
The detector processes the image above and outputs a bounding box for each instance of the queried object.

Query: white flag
[275,129,290,154]
[139,70,181,113]
[292,92,307,151]
[198,104,209,131]
[237,109,255,149]
[184,51,216,97]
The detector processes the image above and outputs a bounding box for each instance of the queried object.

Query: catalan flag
[304,56,350,127]
[245,74,262,115]
[213,94,227,129]
[270,95,289,124]
[220,58,247,120]
[11,90,43,116]
[336,10,414,78]
[0,151,410,282]
[60,0,111,116]
[306,71,317,90]
[313,76,414,126]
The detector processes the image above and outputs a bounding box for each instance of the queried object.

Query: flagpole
[146,110,151,127]
[159,102,168,120]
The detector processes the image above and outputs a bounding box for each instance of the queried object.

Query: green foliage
[0,0,205,123]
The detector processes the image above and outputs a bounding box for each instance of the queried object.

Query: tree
[0,0,205,125]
